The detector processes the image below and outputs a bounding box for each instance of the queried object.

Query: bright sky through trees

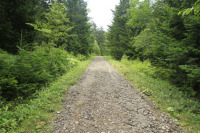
[85,0,120,31]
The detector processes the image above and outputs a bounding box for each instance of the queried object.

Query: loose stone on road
[52,57,184,133]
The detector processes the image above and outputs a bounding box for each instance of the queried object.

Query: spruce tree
[107,0,132,60]
[0,0,49,53]
[65,0,91,56]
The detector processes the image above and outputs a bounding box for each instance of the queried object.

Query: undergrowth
[105,56,200,133]
[0,58,92,133]
[0,46,81,100]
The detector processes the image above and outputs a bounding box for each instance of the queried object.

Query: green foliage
[180,65,200,88]
[0,51,18,98]
[27,2,72,48]
[179,0,200,16]
[0,59,91,132]
[0,0,94,132]
[91,23,106,55]
[127,0,152,33]
[0,0,94,100]
[108,0,200,93]
[107,0,132,60]
[0,0,49,53]
[106,57,200,132]
[92,40,101,55]
[0,47,77,100]
[121,55,173,80]
[65,0,92,56]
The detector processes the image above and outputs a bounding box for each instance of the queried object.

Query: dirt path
[52,57,184,133]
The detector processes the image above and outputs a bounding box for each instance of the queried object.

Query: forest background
[0,0,200,132]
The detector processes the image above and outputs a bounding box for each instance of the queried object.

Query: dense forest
[1,0,199,101]
[0,0,105,101]
[106,0,200,96]
[0,0,200,132]
[0,0,106,131]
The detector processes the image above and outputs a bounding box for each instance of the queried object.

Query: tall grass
[106,56,200,133]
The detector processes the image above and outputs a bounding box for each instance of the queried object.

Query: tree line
[1,0,199,99]
[0,0,106,101]
[106,0,200,95]
[0,0,97,55]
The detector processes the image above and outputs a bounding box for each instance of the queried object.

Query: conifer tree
[92,24,106,56]
[107,0,132,60]
[0,0,49,53]
[65,0,91,56]
[92,40,101,55]
[27,2,72,48]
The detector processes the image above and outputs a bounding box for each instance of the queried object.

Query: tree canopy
[107,0,200,94]
[0,0,102,101]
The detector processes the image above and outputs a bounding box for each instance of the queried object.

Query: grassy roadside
[0,58,92,133]
[105,56,200,133]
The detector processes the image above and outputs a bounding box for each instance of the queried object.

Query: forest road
[51,56,185,133]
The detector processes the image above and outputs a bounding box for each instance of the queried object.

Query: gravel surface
[51,57,185,133]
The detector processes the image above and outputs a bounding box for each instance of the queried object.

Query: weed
[106,56,200,133]
[0,58,92,132]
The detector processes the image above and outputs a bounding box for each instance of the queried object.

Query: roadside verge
[105,56,200,133]
[1,59,92,133]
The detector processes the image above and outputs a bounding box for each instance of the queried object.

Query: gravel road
[52,57,184,133]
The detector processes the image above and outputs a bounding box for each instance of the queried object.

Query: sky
[85,0,120,31]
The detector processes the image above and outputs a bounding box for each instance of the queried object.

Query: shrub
[0,59,91,132]
[180,65,200,93]
[0,51,18,100]
[121,55,173,80]
[0,46,78,100]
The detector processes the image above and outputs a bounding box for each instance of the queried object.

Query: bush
[0,51,18,100]
[121,55,173,80]
[0,46,78,100]
[0,59,91,132]
[180,65,200,93]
